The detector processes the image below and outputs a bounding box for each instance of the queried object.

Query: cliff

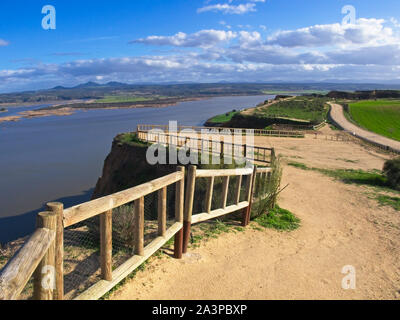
[92,133,178,200]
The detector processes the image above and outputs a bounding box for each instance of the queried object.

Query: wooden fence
[137,129,276,164]
[181,165,271,252]
[137,124,305,138]
[0,163,274,300]
[0,213,56,300]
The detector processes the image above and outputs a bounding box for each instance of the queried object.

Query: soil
[110,127,400,300]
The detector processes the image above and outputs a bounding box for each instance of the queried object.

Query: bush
[383,157,400,191]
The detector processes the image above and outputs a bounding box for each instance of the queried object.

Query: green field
[349,100,400,141]
[97,95,156,103]
[254,96,329,124]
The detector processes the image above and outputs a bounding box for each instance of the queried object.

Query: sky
[0,0,400,92]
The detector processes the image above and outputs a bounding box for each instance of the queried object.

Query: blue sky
[0,0,400,92]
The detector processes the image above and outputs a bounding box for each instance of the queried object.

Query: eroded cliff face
[92,133,246,217]
[92,134,178,200]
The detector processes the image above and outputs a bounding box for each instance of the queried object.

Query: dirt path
[329,102,400,153]
[111,133,400,300]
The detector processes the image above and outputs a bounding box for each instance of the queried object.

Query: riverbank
[0,95,268,244]
[0,97,207,124]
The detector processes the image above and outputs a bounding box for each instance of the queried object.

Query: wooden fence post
[221,176,230,209]
[158,187,167,237]
[100,210,112,281]
[174,166,185,259]
[234,175,242,205]
[134,197,145,256]
[271,148,276,165]
[46,202,64,300]
[205,177,214,213]
[33,211,57,300]
[242,166,257,227]
[183,165,196,254]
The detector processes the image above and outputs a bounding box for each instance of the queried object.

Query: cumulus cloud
[132,29,237,48]
[3,15,400,91]
[266,18,395,48]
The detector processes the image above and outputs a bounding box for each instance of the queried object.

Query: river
[0,95,272,243]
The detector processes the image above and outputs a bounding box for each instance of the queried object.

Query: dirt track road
[328,102,400,153]
[111,133,400,300]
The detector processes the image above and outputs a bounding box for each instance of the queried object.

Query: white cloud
[267,18,395,48]
[0,39,10,47]
[197,3,256,15]
[132,30,237,48]
[390,17,400,28]
[238,31,262,47]
[4,15,400,91]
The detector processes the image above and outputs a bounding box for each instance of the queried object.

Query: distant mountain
[73,81,102,89]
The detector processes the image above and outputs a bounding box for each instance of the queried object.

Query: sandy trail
[111,132,400,300]
[329,102,400,153]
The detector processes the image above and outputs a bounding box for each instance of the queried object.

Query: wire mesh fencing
[62,183,180,300]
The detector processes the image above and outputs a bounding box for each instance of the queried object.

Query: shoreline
[0,94,267,247]
[0,97,208,124]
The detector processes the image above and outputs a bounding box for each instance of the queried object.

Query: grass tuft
[255,206,300,231]
[376,195,400,211]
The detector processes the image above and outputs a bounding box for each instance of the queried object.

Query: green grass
[287,161,388,188]
[348,100,400,141]
[253,96,329,124]
[115,132,150,147]
[97,95,155,103]
[287,162,309,170]
[376,195,400,211]
[208,110,239,124]
[255,206,300,231]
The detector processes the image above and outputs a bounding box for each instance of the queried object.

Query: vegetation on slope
[287,161,400,211]
[384,157,400,191]
[207,110,238,124]
[207,96,329,128]
[252,96,329,124]
[348,100,400,141]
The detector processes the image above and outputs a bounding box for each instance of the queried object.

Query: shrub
[383,157,400,191]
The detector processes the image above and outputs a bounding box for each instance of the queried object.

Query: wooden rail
[71,167,186,300]
[1,161,274,300]
[63,171,184,227]
[137,130,274,164]
[0,214,57,300]
[181,165,269,253]
[137,124,305,138]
